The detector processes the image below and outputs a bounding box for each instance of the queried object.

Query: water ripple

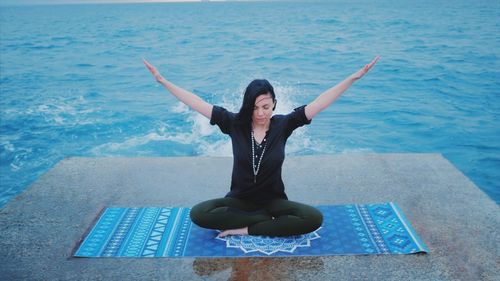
[0,0,499,208]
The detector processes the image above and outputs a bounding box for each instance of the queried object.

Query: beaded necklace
[251,131,268,183]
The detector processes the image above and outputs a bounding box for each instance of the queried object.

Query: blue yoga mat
[74,202,428,257]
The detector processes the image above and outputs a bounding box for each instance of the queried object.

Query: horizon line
[0,0,288,7]
[0,0,281,7]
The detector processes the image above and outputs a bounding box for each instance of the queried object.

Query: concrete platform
[0,154,498,281]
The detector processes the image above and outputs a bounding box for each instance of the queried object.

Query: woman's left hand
[351,56,380,81]
[143,58,166,83]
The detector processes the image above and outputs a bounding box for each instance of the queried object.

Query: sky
[0,0,213,6]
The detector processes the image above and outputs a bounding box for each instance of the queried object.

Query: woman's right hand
[143,58,165,83]
[141,57,213,119]
[350,56,379,81]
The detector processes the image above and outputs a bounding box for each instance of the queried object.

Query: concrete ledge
[0,154,498,280]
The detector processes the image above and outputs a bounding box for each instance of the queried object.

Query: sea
[0,0,499,208]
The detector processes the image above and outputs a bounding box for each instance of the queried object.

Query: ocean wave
[315,18,342,25]
[1,0,499,208]
[385,19,412,26]
[75,63,94,68]
[89,82,318,158]
[340,148,375,154]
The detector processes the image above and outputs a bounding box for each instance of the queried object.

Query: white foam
[340,148,375,154]
[170,102,189,114]
[92,82,325,157]
[91,127,190,154]
[10,163,21,171]
[24,96,97,126]
[270,81,301,115]
[198,139,233,157]
[2,141,15,152]
[187,111,216,137]
[9,147,33,171]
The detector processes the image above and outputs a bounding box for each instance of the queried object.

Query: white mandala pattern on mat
[216,228,321,255]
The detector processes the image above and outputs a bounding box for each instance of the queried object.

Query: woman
[144,56,379,238]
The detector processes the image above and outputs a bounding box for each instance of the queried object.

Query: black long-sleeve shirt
[210,105,312,205]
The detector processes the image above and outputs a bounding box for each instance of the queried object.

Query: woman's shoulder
[210,105,238,134]
[212,105,237,117]
[270,112,292,128]
[273,105,307,120]
[271,105,311,132]
[270,113,287,122]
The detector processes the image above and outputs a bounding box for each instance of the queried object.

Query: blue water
[0,0,499,208]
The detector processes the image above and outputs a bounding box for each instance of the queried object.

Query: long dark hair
[235,79,276,124]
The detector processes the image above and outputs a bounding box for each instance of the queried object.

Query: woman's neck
[252,121,270,132]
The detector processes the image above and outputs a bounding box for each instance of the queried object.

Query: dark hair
[235,79,277,124]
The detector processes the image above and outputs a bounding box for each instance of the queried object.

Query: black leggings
[190,197,323,237]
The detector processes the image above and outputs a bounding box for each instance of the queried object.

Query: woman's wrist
[347,73,359,82]
[157,76,167,84]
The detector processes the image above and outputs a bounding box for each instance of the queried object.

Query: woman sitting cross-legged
[143,56,379,237]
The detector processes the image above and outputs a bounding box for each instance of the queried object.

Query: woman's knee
[190,197,251,228]
[189,202,204,226]
[303,207,323,232]
[190,199,218,227]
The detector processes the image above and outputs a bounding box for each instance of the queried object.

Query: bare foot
[217,227,249,238]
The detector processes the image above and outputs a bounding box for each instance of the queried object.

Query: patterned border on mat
[74,203,428,257]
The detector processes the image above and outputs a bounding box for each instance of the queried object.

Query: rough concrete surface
[0,154,498,281]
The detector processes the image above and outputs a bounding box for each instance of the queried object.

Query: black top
[210,105,312,205]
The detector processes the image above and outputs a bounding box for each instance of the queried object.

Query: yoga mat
[74,202,428,257]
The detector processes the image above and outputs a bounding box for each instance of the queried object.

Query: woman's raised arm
[143,58,213,119]
[304,56,379,120]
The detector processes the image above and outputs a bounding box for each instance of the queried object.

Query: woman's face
[252,93,275,126]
